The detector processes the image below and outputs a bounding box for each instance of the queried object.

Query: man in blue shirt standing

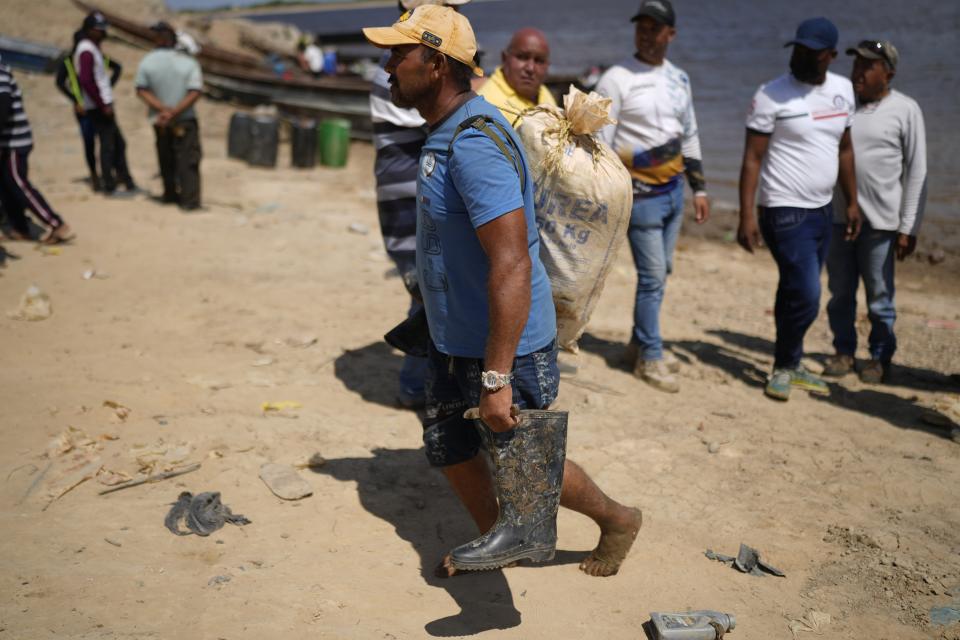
[365,6,640,578]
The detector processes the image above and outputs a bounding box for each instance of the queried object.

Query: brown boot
[823,354,854,377]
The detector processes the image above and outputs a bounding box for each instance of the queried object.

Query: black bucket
[227,112,253,160]
[291,119,317,169]
[247,116,279,168]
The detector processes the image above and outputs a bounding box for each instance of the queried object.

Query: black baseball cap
[149,21,177,36]
[631,0,675,27]
[82,11,109,32]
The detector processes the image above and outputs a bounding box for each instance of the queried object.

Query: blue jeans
[826,223,897,362]
[628,186,684,361]
[759,205,833,369]
[421,339,559,467]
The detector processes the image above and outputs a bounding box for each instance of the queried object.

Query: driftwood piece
[98,462,201,495]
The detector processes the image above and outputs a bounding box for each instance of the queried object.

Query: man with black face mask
[737,17,862,402]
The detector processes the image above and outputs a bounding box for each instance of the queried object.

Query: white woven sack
[519,87,633,352]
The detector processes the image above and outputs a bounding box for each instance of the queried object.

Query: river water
[243,0,959,219]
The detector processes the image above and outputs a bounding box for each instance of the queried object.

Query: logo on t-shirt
[812,95,850,121]
[421,151,436,178]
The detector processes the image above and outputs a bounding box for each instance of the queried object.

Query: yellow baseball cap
[362,5,484,77]
[401,0,470,8]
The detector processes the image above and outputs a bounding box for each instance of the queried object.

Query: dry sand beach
[2,2,960,639]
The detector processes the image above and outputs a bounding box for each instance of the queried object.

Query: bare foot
[579,507,642,577]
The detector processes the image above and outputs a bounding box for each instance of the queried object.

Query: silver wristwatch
[481,370,513,392]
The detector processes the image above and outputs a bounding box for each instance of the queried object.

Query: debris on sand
[130,440,193,475]
[46,426,99,458]
[42,454,102,511]
[295,452,327,471]
[103,400,131,422]
[259,463,313,500]
[284,335,318,349]
[929,603,960,627]
[208,574,232,588]
[261,401,301,418]
[787,610,831,638]
[99,463,201,495]
[7,285,52,321]
[705,543,785,577]
[164,491,251,536]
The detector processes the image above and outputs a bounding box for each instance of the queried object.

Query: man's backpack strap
[447,115,526,194]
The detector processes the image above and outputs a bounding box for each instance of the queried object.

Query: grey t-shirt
[134,48,203,123]
[833,89,927,235]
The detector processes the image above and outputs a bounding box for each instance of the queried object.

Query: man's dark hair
[421,47,473,92]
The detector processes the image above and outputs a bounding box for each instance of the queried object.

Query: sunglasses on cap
[856,40,896,68]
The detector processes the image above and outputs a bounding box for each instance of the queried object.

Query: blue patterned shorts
[421,339,559,467]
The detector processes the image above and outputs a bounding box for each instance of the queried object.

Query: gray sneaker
[623,343,680,374]
[634,359,679,393]
[663,350,681,374]
[765,368,792,401]
[790,365,830,396]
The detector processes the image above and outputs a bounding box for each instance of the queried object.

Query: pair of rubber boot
[449,409,568,571]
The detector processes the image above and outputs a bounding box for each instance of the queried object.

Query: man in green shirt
[134,22,203,210]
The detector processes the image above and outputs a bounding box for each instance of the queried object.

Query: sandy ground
[3,2,960,639]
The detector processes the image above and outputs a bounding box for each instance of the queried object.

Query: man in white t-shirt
[737,17,862,402]
[823,40,927,384]
[297,37,323,76]
[596,0,710,394]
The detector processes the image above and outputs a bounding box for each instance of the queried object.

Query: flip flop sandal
[41,230,75,245]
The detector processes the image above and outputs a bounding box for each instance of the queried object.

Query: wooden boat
[203,65,374,140]
[70,1,585,142]
[0,35,63,74]
[72,0,263,70]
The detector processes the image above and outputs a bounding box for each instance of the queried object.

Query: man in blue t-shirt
[365,6,640,579]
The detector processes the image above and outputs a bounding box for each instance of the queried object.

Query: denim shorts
[421,339,559,467]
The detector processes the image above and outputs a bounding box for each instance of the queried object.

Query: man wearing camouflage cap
[823,40,927,384]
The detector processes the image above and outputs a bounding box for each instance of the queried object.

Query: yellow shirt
[478,67,557,129]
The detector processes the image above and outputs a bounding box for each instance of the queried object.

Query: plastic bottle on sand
[650,611,736,639]
[9,285,52,321]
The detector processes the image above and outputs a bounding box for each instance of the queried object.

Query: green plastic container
[318,118,351,167]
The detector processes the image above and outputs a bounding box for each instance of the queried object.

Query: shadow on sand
[707,328,960,395]
[310,448,584,636]
[577,330,957,441]
[333,341,405,410]
[0,242,17,268]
